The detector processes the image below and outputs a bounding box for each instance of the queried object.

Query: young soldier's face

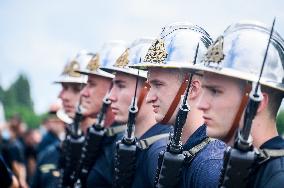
[81,75,112,118]
[58,83,82,118]
[109,72,142,123]
[197,72,243,141]
[147,68,181,124]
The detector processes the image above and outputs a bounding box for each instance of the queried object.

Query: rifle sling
[183,137,214,164]
[224,83,251,143]
[105,124,127,137]
[137,133,169,150]
[161,75,189,124]
[257,148,284,164]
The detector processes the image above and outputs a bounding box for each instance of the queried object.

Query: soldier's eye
[209,88,220,95]
[117,84,126,89]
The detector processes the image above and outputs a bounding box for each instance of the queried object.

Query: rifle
[113,73,140,188]
[154,43,199,188]
[74,93,112,188]
[59,101,85,188]
[219,18,276,188]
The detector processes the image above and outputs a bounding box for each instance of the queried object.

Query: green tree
[6,74,33,110]
[0,85,4,102]
[2,73,44,128]
[276,110,284,136]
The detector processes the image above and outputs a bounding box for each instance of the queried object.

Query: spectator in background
[37,102,65,155]
[2,114,28,188]
[23,129,41,185]
[0,154,19,188]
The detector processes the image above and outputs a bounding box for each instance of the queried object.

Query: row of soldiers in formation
[29,20,284,188]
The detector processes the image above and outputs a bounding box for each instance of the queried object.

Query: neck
[80,117,95,135]
[251,114,278,148]
[134,106,156,138]
[181,103,204,144]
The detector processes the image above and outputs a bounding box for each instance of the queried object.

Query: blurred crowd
[0,102,65,187]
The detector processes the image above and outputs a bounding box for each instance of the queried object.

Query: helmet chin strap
[137,81,150,111]
[161,74,189,124]
[224,83,251,143]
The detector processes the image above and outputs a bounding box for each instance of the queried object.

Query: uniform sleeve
[9,142,25,164]
[130,139,166,188]
[185,158,222,188]
[87,143,115,188]
[145,139,166,186]
[262,171,284,188]
[30,149,45,188]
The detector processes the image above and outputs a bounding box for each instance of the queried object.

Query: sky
[0,0,283,114]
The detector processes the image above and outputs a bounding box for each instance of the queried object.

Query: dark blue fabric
[181,125,227,188]
[87,123,171,188]
[31,143,61,188]
[0,155,13,188]
[249,136,284,188]
[37,131,60,155]
[87,132,124,188]
[2,138,26,168]
[132,124,171,188]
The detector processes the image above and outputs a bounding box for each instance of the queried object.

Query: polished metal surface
[78,40,127,79]
[100,38,153,78]
[54,50,91,84]
[130,22,213,70]
[189,20,284,92]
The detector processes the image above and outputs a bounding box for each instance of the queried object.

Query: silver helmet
[130,22,213,70]
[188,20,284,92]
[100,38,154,78]
[77,40,127,79]
[54,50,90,84]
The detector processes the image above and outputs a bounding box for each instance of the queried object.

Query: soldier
[2,115,28,188]
[37,102,65,154]
[73,41,128,187]
[87,38,172,187]
[56,51,96,133]
[189,20,284,187]
[77,42,126,128]
[131,22,227,187]
[31,51,94,188]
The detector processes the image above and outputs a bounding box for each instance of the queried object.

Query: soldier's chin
[82,110,95,118]
[155,114,164,123]
[114,116,128,124]
[206,127,222,140]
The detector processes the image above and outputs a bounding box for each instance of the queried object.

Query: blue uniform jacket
[249,136,284,188]
[31,143,61,188]
[87,123,171,188]
[181,125,227,188]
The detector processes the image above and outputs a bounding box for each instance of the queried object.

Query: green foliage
[0,85,4,102]
[5,106,42,129]
[3,74,33,110]
[1,73,44,128]
[277,110,284,136]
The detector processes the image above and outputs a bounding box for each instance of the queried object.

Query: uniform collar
[183,124,208,150]
[260,136,284,149]
[139,123,171,140]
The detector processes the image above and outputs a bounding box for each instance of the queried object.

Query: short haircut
[238,79,284,120]
[262,86,284,119]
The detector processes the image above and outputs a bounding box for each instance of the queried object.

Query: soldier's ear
[189,79,201,100]
[257,92,269,114]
